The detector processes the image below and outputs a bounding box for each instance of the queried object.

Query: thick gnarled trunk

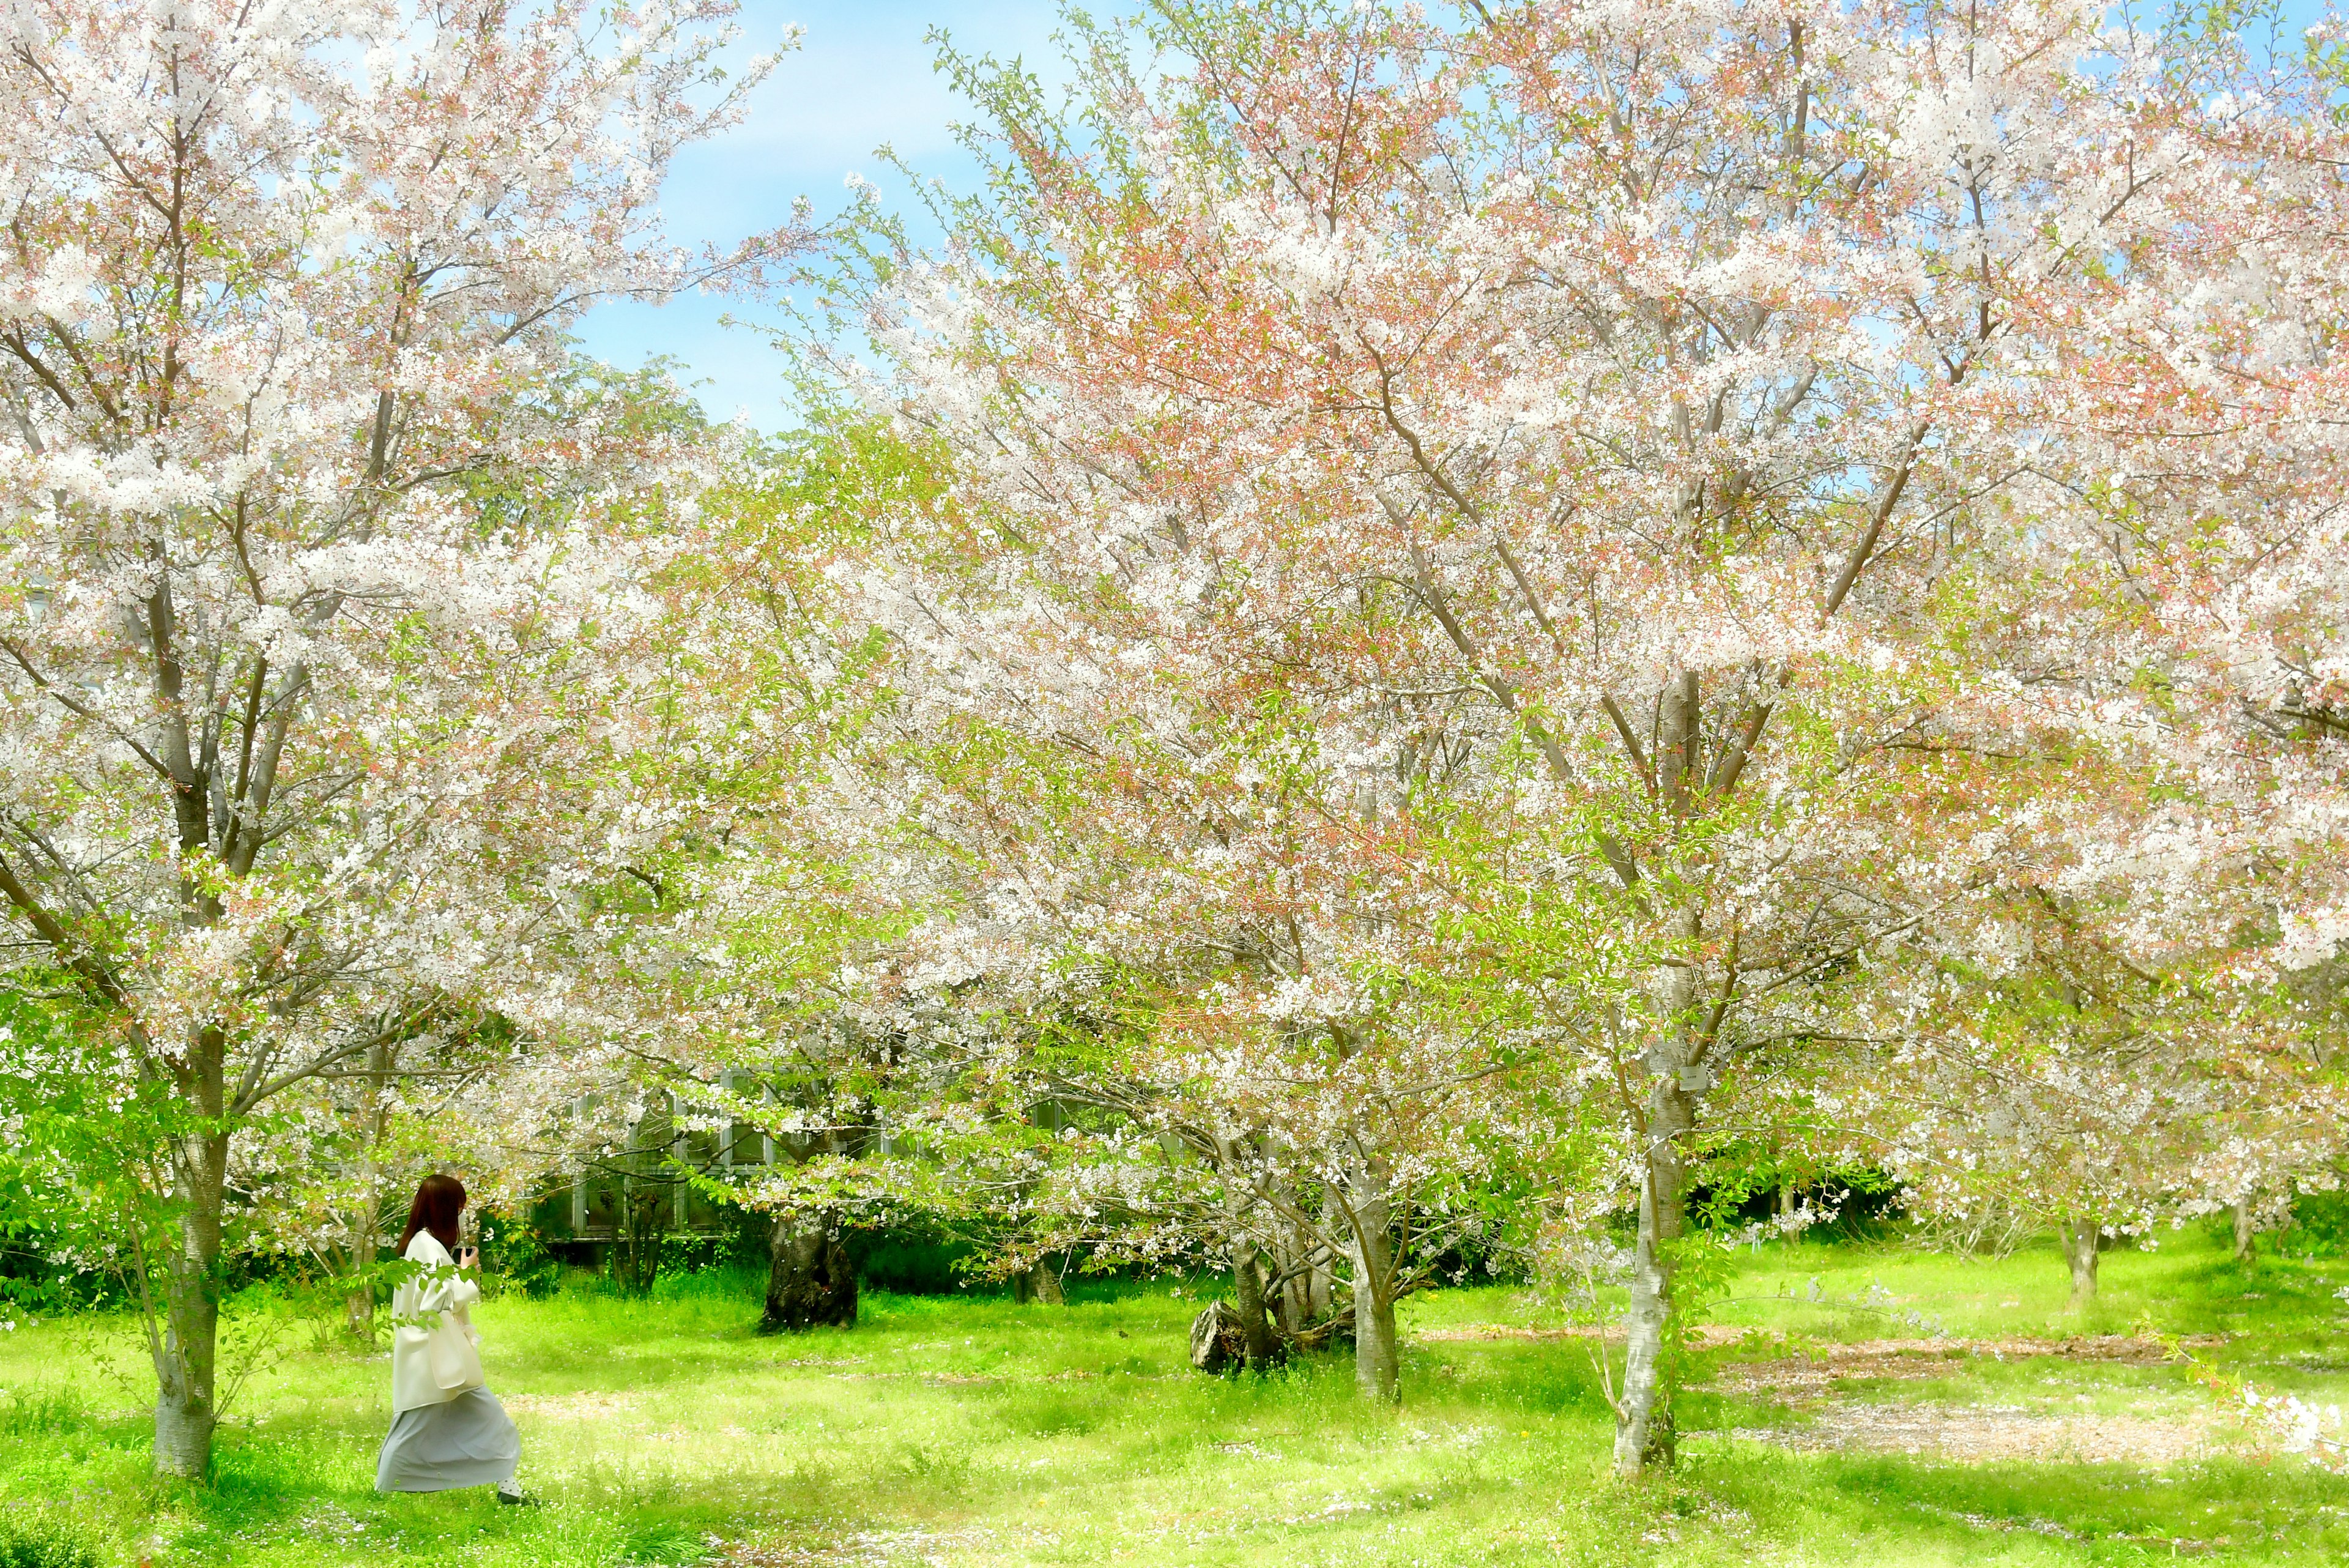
[762,1217,857,1332]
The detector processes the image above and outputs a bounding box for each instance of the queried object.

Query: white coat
[390,1231,486,1414]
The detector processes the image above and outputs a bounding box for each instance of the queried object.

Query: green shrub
[2279,1187,2349,1257]
[478,1209,563,1299]
[0,1516,97,1568]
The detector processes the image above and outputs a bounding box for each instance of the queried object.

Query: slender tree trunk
[1304,1204,1332,1322]
[2232,1197,2256,1266]
[618,1181,665,1293]
[1614,1074,1693,1477]
[2061,1217,2100,1302]
[1345,1161,1399,1402]
[344,1040,394,1340]
[1269,1227,1303,1337]
[154,1077,229,1477]
[1777,1181,1796,1224]
[344,1226,378,1341]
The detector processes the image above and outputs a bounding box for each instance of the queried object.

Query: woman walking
[376,1173,530,1503]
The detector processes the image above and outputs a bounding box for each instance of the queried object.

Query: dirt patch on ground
[1726,1406,2235,1465]
[1706,1334,2226,1397]
[1422,1323,2241,1466]
[1702,1336,2235,1465]
[1420,1323,2223,1362]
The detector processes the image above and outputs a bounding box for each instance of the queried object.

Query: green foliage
[0,986,180,1317]
[475,1211,562,1301]
[2276,1188,2349,1258]
[0,1515,96,1568]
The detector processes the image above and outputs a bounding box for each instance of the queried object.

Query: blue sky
[576,2,1070,433]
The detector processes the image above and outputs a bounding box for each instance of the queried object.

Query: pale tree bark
[1614,1070,1696,1476]
[2061,1217,2101,1302]
[1017,1257,1066,1304]
[1269,1223,1305,1336]
[2232,1196,2256,1266]
[1265,1211,1337,1339]
[1343,1157,1400,1402]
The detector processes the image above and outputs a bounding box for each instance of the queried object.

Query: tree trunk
[344,1224,378,1342]
[1302,1207,1332,1322]
[1777,1181,1797,1224]
[2061,1217,2100,1302]
[1614,1074,1693,1477]
[1012,1257,1064,1304]
[1208,1135,1274,1368]
[154,1104,229,1477]
[344,1040,393,1340]
[617,1180,666,1293]
[1345,1162,1399,1402]
[761,1217,856,1332]
[1231,1249,1278,1372]
[1267,1227,1303,1337]
[2232,1197,2256,1266]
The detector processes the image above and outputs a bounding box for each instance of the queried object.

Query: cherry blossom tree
[1852,933,2346,1301]
[813,0,2345,1474]
[1828,6,2349,1300]
[0,0,800,1475]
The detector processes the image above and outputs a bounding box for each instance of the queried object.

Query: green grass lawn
[7,1230,2346,1566]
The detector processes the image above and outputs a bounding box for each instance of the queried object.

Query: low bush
[0,1516,96,1568]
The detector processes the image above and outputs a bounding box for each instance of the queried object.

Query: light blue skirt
[376,1386,521,1493]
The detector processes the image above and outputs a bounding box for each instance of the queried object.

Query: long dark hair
[396,1173,467,1255]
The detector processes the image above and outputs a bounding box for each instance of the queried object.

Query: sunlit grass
[4,1230,2344,1565]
